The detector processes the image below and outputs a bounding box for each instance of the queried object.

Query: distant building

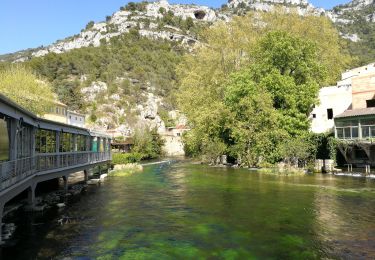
[310,63,375,134]
[333,63,375,166]
[43,101,68,124]
[67,110,85,127]
[43,100,87,127]
[111,138,134,153]
[165,125,190,137]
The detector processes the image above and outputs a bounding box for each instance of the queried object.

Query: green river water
[3,161,375,259]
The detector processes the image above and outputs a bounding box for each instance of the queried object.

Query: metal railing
[0,151,111,191]
[336,125,375,140]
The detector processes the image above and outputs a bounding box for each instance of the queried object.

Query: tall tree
[178,10,352,166]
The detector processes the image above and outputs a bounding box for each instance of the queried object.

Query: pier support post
[84,169,89,182]
[366,165,371,175]
[62,176,69,193]
[0,202,4,244]
[27,184,37,208]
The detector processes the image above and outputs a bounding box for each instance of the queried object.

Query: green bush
[112,152,144,165]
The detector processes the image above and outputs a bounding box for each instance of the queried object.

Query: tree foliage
[0,65,55,115]
[132,127,165,159]
[178,10,353,167]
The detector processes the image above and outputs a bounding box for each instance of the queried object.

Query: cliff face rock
[330,0,375,24]
[227,0,375,26]
[3,0,375,63]
[146,0,218,22]
[227,0,325,17]
[29,0,225,59]
[80,80,167,135]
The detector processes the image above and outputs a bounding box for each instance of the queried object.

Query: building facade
[311,63,375,134]
[42,100,87,128]
[67,110,85,127]
[333,63,375,166]
[43,101,68,124]
[310,85,352,133]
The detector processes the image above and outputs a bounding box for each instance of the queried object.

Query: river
[2,161,375,259]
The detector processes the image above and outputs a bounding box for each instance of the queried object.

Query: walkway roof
[0,94,110,138]
[335,107,375,119]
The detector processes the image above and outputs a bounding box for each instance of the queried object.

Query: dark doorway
[327,108,333,120]
[366,99,375,108]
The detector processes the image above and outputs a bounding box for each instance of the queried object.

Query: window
[352,127,359,138]
[327,109,333,120]
[75,117,77,120]
[56,107,59,114]
[366,99,375,108]
[35,129,56,153]
[92,137,98,152]
[336,128,344,139]
[99,138,104,152]
[0,118,10,162]
[76,135,87,151]
[60,132,74,152]
[17,123,33,158]
[312,114,316,119]
[344,128,351,139]
[362,127,370,138]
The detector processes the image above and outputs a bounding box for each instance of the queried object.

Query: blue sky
[0,0,349,55]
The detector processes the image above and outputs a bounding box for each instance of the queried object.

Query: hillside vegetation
[333,3,375,65]
[24,32,183,125]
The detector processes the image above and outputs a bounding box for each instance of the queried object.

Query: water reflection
[314,184,375,259]
[2,162,375,259]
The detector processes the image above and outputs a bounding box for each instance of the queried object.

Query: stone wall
[162,135,185,156]
[352,73,375,109]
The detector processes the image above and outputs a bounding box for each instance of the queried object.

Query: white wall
[67,112,85,127]
[162,135,185,156]
[341,63,375,81]
[310,85,352,134]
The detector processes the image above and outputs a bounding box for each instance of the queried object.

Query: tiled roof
[335,107,375,118]
[175,124,189,130]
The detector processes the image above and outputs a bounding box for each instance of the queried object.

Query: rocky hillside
[225,0,375,63]
[1,0,375,135]
[0,0,222,135]
[330,0,375,64]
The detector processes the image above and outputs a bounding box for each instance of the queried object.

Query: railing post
[9,119,18,179]
[56,132,60,168]
[0,202,4,244]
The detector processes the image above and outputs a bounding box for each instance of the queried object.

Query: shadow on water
[2,161,375,259]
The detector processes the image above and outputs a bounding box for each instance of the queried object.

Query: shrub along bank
[111,127,165,166]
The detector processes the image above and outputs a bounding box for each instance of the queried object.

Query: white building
[310,85,352,133]
[67,110,86,127]
[310,63,375,134]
